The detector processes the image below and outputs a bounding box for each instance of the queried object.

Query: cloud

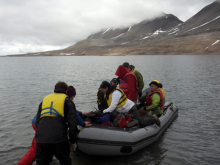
[0,0,216,55]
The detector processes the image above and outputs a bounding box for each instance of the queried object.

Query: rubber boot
[152,114,161,126]
[147,111,153,117]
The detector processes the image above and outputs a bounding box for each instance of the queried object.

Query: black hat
[100,81,110,89]
[122,62,129,68]
[110,78,118,84]
[149,80,160,86]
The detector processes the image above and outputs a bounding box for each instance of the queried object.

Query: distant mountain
[168,0,220,36]
[18,1,220,56]
[87,13,183,43]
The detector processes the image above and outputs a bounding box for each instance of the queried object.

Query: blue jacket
[76,110,86,127]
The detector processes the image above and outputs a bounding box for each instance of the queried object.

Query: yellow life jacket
[97,88,101,105]
[41,93,67,119]
[160,88,166,99]
[107,88,127,108]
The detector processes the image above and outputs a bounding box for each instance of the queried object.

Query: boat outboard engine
[137,95,147,108]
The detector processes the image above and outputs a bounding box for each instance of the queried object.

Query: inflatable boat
[77,102,178,156]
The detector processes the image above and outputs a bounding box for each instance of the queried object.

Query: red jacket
[17,115,37,165]
[115,65,138,102]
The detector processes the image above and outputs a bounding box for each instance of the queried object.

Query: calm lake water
[0,55,220,165]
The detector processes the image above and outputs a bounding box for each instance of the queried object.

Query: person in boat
[138,87,151,108]
[96,78,119,112]
[110,77,119,87]
[67,85,92,127]
[123,62,144,97]
[17,115,37,165]
[115,65,138,103]
[35,81,78,165]
[138,80,165,118]
[99,81,160,127]
[97,87,109,111]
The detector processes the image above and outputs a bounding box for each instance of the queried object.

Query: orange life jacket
[146,89,165,110]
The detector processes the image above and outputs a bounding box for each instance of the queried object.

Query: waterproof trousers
[17,134,36,165]
[129,105,155,126]
[36,140,71,165]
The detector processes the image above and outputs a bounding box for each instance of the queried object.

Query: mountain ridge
[9,1,220,56]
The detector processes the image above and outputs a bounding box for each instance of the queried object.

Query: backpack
[82,110,118,125]
[113,113,139,128]
[96,113,112,124]
[101,121,111,126]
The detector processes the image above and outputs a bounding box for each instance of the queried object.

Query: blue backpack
[96,113,112,124]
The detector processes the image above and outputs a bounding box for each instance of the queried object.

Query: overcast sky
[0,0,217,56]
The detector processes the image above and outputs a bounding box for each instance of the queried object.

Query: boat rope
[163,102,173,115]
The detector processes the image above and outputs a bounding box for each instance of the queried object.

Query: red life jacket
[120,72,138,92]
[146,89,165,110]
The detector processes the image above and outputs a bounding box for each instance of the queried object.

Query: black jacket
[97,89,108,111]
[35,89,78,144]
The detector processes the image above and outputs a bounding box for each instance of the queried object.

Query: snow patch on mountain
[185,15,220,33]
[212,40,220,46]
[111,33,124,39]
[102,28,110,34]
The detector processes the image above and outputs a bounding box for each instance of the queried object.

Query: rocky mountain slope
[23,1,220,56]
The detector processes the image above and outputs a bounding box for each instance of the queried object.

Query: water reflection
[1,55,220,164]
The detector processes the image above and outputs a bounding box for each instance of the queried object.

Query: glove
[70,143,77,152]
[138,107,145,111]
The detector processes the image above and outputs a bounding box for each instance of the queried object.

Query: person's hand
[138,107,145,111]
[85,121,92,127]
[70,143,77,152]
[82,111,90,115]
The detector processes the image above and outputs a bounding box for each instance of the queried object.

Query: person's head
[110,78,118,87]
[149,80,160,91]
[115,65,129,78]
[122,62,131,71]
[129,65,135,71]
[67,86,76,100]
[54,81,68,92]
[100,81,111,94]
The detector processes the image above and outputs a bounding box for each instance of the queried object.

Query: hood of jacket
[115,65,129,78]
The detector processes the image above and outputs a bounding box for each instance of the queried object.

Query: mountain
[87,13,183,42]
[21,1,220,56]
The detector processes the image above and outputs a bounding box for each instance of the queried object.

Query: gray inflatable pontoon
[77,102,178,156]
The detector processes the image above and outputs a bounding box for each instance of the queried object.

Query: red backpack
[113,113,138,128]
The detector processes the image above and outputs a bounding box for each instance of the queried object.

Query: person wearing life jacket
[97,87,109,112]
[110,77,119,87]
[139,80,165,118]
[17,115,37,165]
[96,78,119,112]
[123,63,144,97]
[115,65,138,103]
[35,81,78,165]
[100,81,160,127]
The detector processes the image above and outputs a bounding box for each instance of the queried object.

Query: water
[0,55,220,165]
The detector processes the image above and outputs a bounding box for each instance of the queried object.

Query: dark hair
[100,81,111,89]
[106,85,116,100]
[110,78,118,85]
[122,62,129,68]
[158,83,163,88]
[55,81,68,91]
